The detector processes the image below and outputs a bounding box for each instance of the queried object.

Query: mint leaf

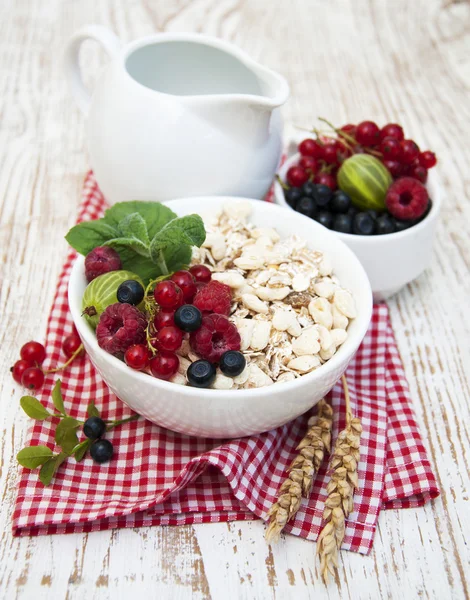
[117,213,150,245]
[17,446,54,469]
[104,202,176,239]
[20,396,51,420]
[39,452,67,486]
[51,380,66,416]
[73,439,92,462]
[87,402,100,418]
[65,221,119,255]
[103,237,150,257]
[149,215,205,266]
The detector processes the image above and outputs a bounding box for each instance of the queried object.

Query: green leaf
[87,402,100,418]
[163,244,192,274]
[51,380,66,415]
[65,221,119,256]
[103,236,150,257]
[20,396,51,420]
[104,202,177,239]
[55,417,81,453]
[110,247,161,283]
[73,439,92,462]
[149,215,205,264]
[117,212,150,245]
[39,452,67,486]
[17,445,54,469]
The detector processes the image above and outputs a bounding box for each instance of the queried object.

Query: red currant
[11,359,34,384]
[20,341,46,365]
[355,121,380,146]
[322,143,339,165]
[380,137,401,160]
[314,172,337,190]
[383,159,403,178]
[418,151,437,169]
[154,280,183,309]
[408,164,428,183]
[286,166,308,188]
[154,326,183,352]
[336,141,351,162]
[21,367,45,390]
[154,310,175,330]
[149,351,179,380]
[299,156,318,174]
[171,270,197,302]
[124,344,151,370]
[380,123,404,142]
[298,138,323,159]
[400,139,420,164]
[340,124,356,137]
[189,264,212,284]
[62,334,84,358]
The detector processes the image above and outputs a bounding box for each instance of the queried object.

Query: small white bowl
[274,153,441,301]
[68,196,372,439]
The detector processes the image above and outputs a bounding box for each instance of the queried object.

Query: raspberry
[190,314,241,362]
[85,247,121,282]
[96,303,147,356]
[192,280,232,316]
[385,177,429,221]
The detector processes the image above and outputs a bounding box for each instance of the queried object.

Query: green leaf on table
[39,452,67,486]
[87,401,100,418]
[51,379,66,415]
[17,445,54,469]
[73,439,92,462]
[117,212,150,246]
[20,396,51,420]
[55,417,81,454]
[65,221,119,256]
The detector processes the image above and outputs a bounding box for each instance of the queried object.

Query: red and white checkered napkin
[12,173,439,554]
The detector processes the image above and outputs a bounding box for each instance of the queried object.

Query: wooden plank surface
[1,0,469,598]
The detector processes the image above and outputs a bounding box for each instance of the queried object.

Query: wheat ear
[265,399,334,544]
[317,375,362,584]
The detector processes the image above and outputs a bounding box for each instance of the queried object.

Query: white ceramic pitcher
[65,26,289,204]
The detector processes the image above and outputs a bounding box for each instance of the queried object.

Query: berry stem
[44,344,85,374]
[106,414,140,430]
[318,117,356,150]
[275,174,289,190]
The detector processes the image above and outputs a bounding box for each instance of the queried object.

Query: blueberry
[174,304,202,332]
[187,359,216,388]
[353,212,376,235]
[117,280,145,306]
[315,210,334,229]
[295,196,317,218]
[347,206,358,218]
[394,218,412,232]
[330,191,351,214]
[367,210,379,221]
[301,181,317,198]
[83,416,106,440]
[284,187,302,208]
[312,184,333,207]
[219,351,246,377]
[90,439,114,464]
[375,214,396,235]
[332,213,353,233]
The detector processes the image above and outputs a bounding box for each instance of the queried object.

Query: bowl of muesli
[69,197,372,438]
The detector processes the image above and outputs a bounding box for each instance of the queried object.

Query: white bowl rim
[69,196,373,401]
[274,153,442,241]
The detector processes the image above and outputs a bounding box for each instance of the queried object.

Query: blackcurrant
[219,351,246,377]
[284,187,302,208]
[295,196,317,218]
[187,360,216,388]
[174,305,202,332]
[353,212,376,235]
[90,439,114,464]
[312,184,332,207]
[375,214,396,235]
[301,181,317,198]
[315,211,334,229]
[332,213,353,233]
[83,416,107,440]
[330,191,351,214]
[117,280,145,306]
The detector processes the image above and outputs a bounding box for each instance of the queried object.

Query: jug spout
[245,62,290,110]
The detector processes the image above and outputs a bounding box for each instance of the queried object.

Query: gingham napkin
[12,173,439,554]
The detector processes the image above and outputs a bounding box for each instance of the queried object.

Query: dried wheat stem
[317,375,362,584]
[265,399,334,544]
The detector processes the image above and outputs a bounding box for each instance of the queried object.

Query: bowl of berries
[273,120,441,300]
[67,196,372,438]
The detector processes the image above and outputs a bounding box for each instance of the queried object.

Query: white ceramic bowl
[274,154,441,301]
[68,196,372,439]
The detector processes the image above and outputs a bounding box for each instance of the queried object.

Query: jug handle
[64,25,122,115]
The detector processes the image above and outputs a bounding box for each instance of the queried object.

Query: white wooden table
[1,1,469,598]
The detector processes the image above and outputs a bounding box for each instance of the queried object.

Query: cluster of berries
[287,120,437,191]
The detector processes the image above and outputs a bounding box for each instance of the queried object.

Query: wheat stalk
[265,399,334,544]
[317,375,362,584]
